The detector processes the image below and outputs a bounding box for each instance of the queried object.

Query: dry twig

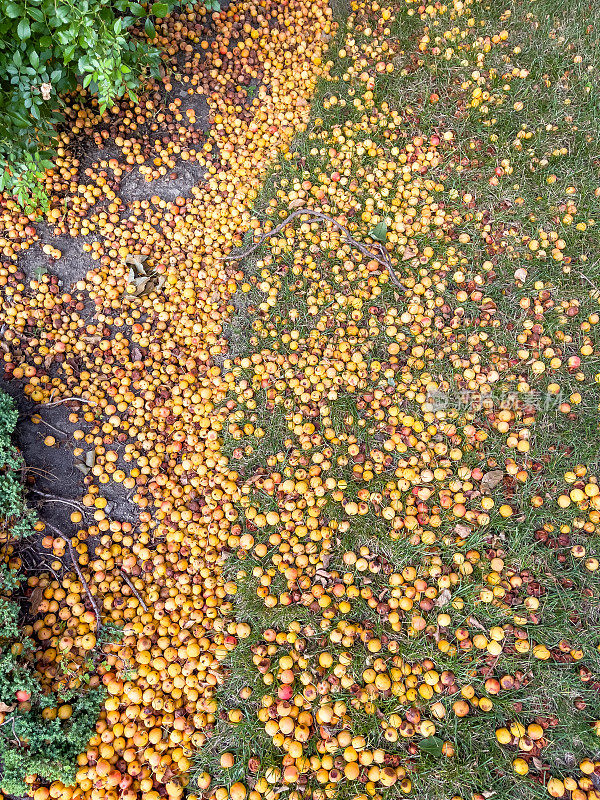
[44,522,102,631]
[219,207,406,290]
[30,489,85,513]
[120,569,149,612]
[35,418,67,437]
[42,396,99,408]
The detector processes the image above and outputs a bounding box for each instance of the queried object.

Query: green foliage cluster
[0,689,104,796]
[0,389,103,795]
[0,0,218,210]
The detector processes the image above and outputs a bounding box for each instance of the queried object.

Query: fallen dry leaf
[481,469,504,493]
[75,450,95,476]
[29,586,44,615]
[454,523,472,539]
[124,253,166,298]
[468,615,486,631]
[434,588,451,607]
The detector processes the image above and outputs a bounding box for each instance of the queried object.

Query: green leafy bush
[0,389,103,795]
[0,0,219,210]
[0,688,104,796]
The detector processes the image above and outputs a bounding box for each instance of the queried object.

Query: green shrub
[0,390,103,795]
[0,0,217,211]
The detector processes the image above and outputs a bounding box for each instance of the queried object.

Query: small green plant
[0,390,103,795]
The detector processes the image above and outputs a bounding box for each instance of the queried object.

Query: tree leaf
[480,469,503,494]
[434,588,451,607]
[419,736,444,757]
[75,450,95,475]
[17,18,31,38]
[151,2,169,16]
[124,253,149,271]
[368,221,388,243]
[144,17,156,37]
[5,2,22,18]
[29,585,44,614]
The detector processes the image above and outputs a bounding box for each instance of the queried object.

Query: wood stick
[41,396,98,407]
[44,522,102,631]
[218,207,406,290]
[120,569,149,612]
[30,489,85,511]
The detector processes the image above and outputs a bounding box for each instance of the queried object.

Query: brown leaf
[124,254,163,298]
[75,450,95,476]
[124,253,149,269]
[468,615,486,631]
[289,199,306,209]
[314,571,330,586]
[481,469,504,493]
[454,523,472,539]
[0,702,16,713]
[434,589,452,607]
[29,586,44,615]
